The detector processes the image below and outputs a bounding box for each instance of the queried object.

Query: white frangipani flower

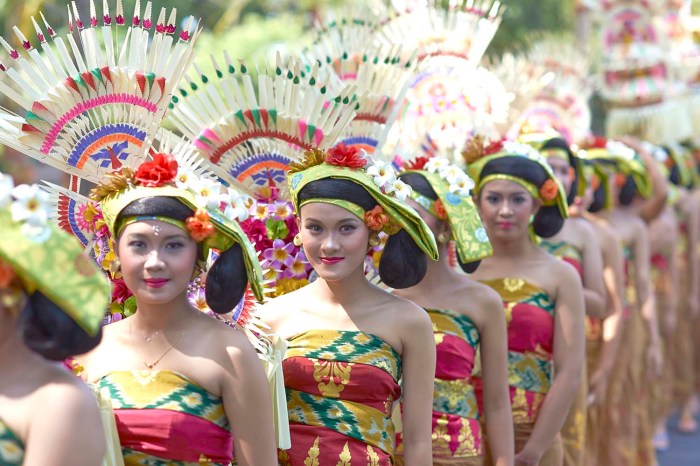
[366,161,397,190]
[223,189,252,222]
[175,169,198,190]
[440,165,467,185]
[391,179,413,201]
[191,178,222,210]
[423,157,451,174]
[449,176,476,197]
[0,174,14,209]
[606,140,635,160]
[10,184,50,226]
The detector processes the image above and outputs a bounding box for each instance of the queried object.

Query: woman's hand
[515,447,543,466]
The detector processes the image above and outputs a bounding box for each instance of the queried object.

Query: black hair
[479,156,565,237]
[399,172,480,273]
[618,175,638,206]
[588,182,606,213]
[118,196,249,313]
[18,291,102,360]
[297,178,428,288]
[541,137,579,205]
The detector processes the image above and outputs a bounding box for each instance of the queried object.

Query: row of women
[1,2,699,466]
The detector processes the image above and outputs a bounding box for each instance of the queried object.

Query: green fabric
[0,417,24,465]
[404,169,492,263]
[100,184,264,302]
[580,147,652,199]
[299,198,365,220]
[117,216,186,237]
[287,163,438,260]
[468,151,570,219]
[0,208,109,336]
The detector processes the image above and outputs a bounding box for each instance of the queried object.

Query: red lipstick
[497,221,513,229]
[320,257,344,264]
[144,278,170,288]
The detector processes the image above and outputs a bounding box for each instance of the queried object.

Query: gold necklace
[130,317,192,370]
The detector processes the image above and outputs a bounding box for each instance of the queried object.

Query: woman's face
[116,221,198,306]
[299,202,371,282]
[477,179,539,240]
[547,156,573,195]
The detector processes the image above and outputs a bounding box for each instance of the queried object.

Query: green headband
[116,216,187,238]
[580,146,652,199]
[0,205,109,336]
[288,163,438,260]
[299,198,365,221]
[468,150,570,219]
[404,169,492,264]
[101,184,264,302]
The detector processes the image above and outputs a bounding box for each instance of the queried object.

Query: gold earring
[293,233,303,247]
[368,233,381,248]
[437,232,450,244]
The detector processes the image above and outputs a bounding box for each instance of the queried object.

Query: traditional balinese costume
[0,2,287,463]
[467,143,572,466]
[277,147,437,465]
[394,157,493,465]
[0,173,110,464]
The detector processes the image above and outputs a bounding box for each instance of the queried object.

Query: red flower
[134,153,179,187]
[539,179,559,202]
[186,209,216,242]
[111,278,132,304]
[364,206,389,231]
[434,199,448,220]
[326,143,367,169]
[405,156,430,170]
[241,219,273,252]
[0,261,16,288]
[483,139,504,155]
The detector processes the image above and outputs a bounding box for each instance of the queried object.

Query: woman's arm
[633,217,662,378]
[682,192,700,318]
[589,225,626,405]
[23,381,105,466]
[516,262,585,464]
[477,290,515,466]
[221,331,278,466]
[617,136,668,223]
[578,220,607,319]
[399,306,436,465]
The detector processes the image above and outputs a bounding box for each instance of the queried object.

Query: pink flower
[241,218,272,252]
[284,250,311,279]
[111,278,132,304]
[269,200,294,220]
[263,239,295,270]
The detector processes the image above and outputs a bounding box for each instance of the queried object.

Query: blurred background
[0,0,574,181]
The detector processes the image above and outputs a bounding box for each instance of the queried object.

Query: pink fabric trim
[114,408,233,463]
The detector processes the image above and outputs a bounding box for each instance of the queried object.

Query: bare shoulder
[381,290,432,330]
[34,368,98,419]
[571,217,597,237]
[258,287,307,331]
[462,281,503,327]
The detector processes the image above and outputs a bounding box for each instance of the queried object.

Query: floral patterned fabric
[476,278,555,424]
[96,370,233,466]
[279,330,401,465]
[0,418,23,466]
[396,309,483,461]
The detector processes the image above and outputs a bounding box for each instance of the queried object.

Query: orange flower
[434,199,448,220]
[185,209,216,242]
[0,261,15,288]
[615,173,628,188]
[590,174,600,191]
[364,206,389,231]
[539,179,559,202]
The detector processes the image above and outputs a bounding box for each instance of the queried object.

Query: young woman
[394,159,514,466]
[262,146,438,465]
[575,156,627,466]
[591,141,662,466]
[467,143,586,466]
[528,136,606,466]
[76,154,278,466]
[0,174,111,466]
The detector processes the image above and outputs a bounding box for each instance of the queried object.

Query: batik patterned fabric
[96,370,233,466]
[0,418,23,466]
[476,278,555,424]
[395,309,482,462]
[279,330,401,466]
[540,239,587,466]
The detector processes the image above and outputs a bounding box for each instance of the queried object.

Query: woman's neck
[419,243,462,289]
[311,267,374,305]
[0,331,49,388]
[130,293,194,333]
[490,234,538,260]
